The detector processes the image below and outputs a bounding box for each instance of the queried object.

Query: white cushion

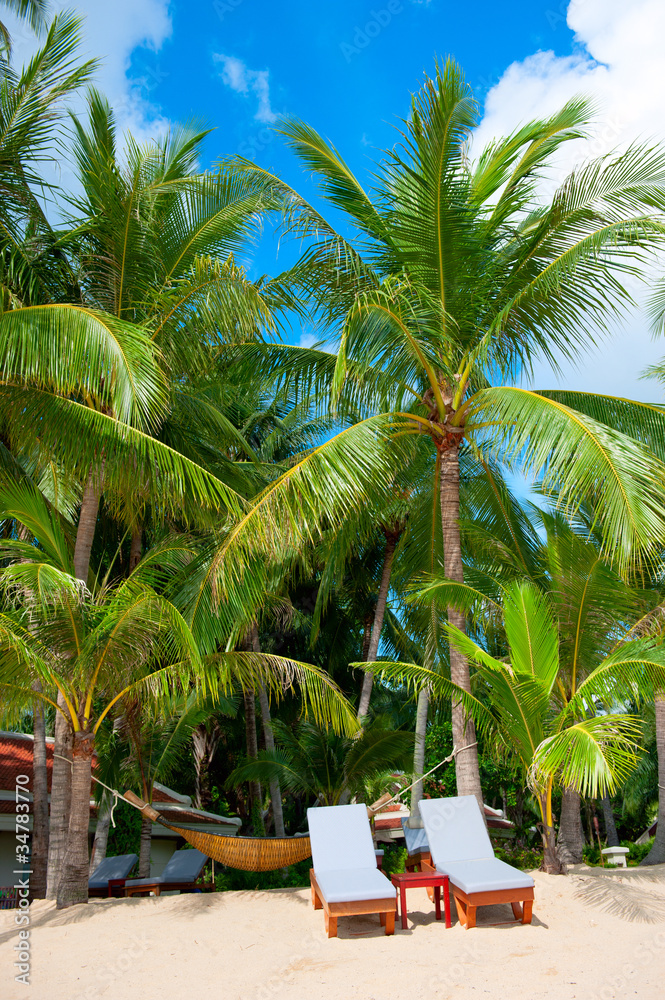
[437,858,534,895]
[315,868,396,904]
[307,804,377,872]
[401,818,430,855]
[419,796,493,864]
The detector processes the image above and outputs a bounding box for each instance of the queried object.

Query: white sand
[2,865,665,1000]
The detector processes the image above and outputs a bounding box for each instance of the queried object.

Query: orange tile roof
[0,733,185,810]
[0,732,54,794]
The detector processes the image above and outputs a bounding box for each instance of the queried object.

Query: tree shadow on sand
[572,868,665,923]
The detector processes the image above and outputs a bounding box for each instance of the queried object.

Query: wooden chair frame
[309,870,396,938]
[421,860,533,929]
[123,877,214,898]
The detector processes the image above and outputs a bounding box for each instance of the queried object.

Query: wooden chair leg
[453,894,467,927]
[511,901,523,920]
[465,904,477,929]
[522,900,533,924]
[385,910,395,936]
[434,885,441,921]
[324,910,337,938]
[311,886,322,910]
[443,882,452,929]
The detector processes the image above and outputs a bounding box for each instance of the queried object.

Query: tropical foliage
[0,18,664,912]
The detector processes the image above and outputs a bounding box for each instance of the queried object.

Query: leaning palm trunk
[642,693,665,865]
[138,815,152,878]
[439,441,483,813]
[46,696,73,899]
[557,787,585,864]
[358,528,399,719]
[89,791,112,875]
[257,684,285,838]
[56,731,94,908]
[31,684,49,898]
[408,686,429,827]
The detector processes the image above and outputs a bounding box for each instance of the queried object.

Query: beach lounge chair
[88,853,138,897]
[307,803,397,938]
[401,818,431,871]
[123,848,211,897]
[419,796,534,929]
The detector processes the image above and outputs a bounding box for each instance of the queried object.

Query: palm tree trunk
[129,529,142,571]
[556,787,585,864]
[439,442,484,814]
[192,721,221,811]
[73,472,101,583]
[642,692,665,865]
[408,686,429,827]
[46,698,73,899]
[358,529,399,720]
[601,794,620,848]
[53,470,101,900]
[243,687,265,837]
[361,616,372,660]
[56,731,94,908]
[89,791,112,875]
[138,815,152,878]
[30,684,49,899]
[257,684,285,838]
[539,784,565,874]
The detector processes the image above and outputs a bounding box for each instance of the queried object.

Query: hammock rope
[121,790,313,871]
[58,743,471,872]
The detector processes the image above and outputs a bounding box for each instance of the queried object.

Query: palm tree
[0,85,293,893]
[431,469,651,861]
[225,59,665,811]
[227,717,414,810]
[0,491,357,906]
[368,579,665,872]
[0,0,47,57]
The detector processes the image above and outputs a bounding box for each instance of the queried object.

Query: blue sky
[7,0,665,401]
[129,0,574,184]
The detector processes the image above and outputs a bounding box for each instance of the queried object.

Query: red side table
[390,870,451,930]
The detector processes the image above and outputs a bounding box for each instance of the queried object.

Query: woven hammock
[123,790,312,872]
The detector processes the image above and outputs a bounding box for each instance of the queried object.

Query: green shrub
[380,843,407,876]
[493,841,543,871]
[214,858,312,892]
[583,838,654,867]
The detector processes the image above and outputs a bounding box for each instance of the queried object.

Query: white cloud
[4,0,172,142]
[214,54,277,123]
[474,0,665,402]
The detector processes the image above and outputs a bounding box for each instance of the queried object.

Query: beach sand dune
[2,865,664,1000]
